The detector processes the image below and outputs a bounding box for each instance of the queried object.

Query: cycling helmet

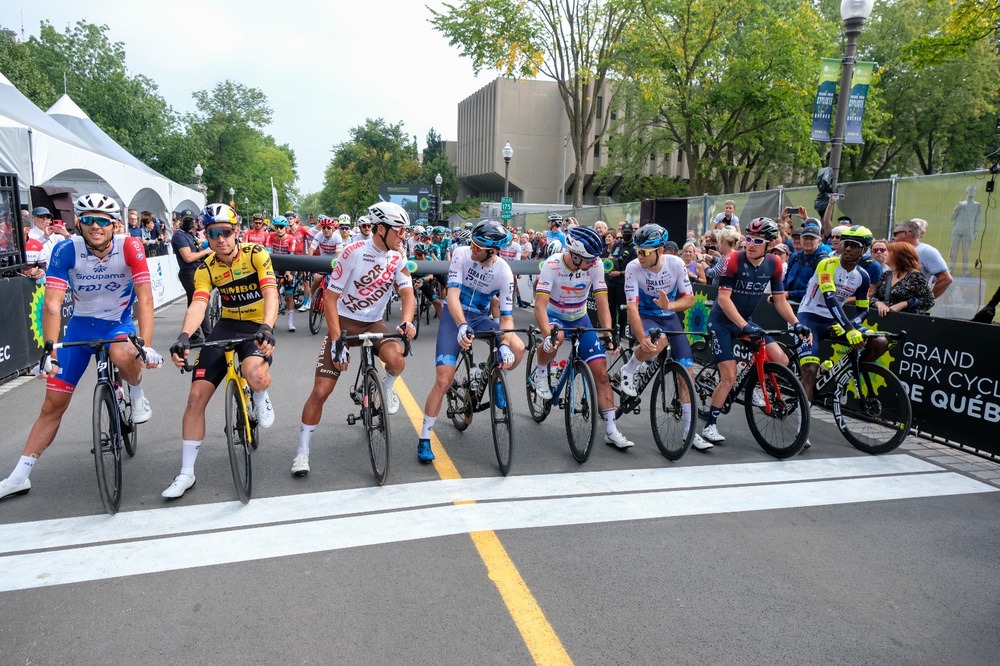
[271,215,289,227]
[319,216,336,229]
[367,202,410,228]
[454,230,472,244]
[564,225,604,259]
[413,243,430,255]
[635,224,668,248]
[545,239,563,256]
[201,203,237,226]
[338,214,351,225]
[356,214,373,228]
[745,216,779,241]
[284,210,298,219]
[464,221,474,230]
[338,219,351,229]
[412,225,426,236]
[74,193,121,219]
[840,224,874,247]
[547,213,563,225]
[471,220,513,249]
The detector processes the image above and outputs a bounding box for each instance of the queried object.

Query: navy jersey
[711,251,785,321]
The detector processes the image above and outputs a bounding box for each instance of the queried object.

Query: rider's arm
[446,286,465,326]
[716,289,747,329]
[815,259,857,330]
[398,275,416,326]
[324,290,342,338]
[42,287,65,360]
[623,262,645,342]
[533,258,557,335]
[594,290,613,331]
[133,282,155,345]
[123,236,155,344]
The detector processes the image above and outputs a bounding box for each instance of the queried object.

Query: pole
[828,16,865,194]
[560,134,568,204]
[504,160,510,199]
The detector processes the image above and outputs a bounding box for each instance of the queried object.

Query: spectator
[768,242,790,272]
[23,206,69,280]
[682,241,706,284]
[602,232,615,258]
[790,227,803,253]
[704,226,741,285]
[892,218,953,299]
[784,219,832,302]
[664,240,679,255]
[171,212,214,341]
[547,215,568,246]
[871,241,935,316]
[127,209,143,238]
[712,200,740,230]
[594,220,608,237]
[606,221,636,335]
[827,224,848,256]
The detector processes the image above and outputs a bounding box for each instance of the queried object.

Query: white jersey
[797,257,870,319]
[328,239,412,322]
[311,232,344,257]
[535,253,608,321]
[447,245,515,317]
[351,232,373,244]
[624,254,693,318]
[498,241,521,263]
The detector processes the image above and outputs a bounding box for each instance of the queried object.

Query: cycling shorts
[795,311,838,365]
[707,311,773,364]
[640,314,693,368]
[435,305,499,367]
[315,316,399,380]
[547,312,606,364]
[191,319,270,387]
[278,272,299,295]
[47,316,137,394]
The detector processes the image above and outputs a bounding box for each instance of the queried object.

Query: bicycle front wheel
[448,354,474,431]
[744,362,810,459]
[413,300,422,340]
[834,363,911,454]
[92,382,122,514]
[524,347,551,423]
[489,365,514,476]
[565,359,599,463]
[650,361,696,461]
[309,298,323,335]
[224,379,253,503]
[364,368,391,485]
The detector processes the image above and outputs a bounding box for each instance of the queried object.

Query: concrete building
[453,77,689,205]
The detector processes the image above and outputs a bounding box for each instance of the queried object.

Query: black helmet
[471,220,512,249]
[635,224,668,248]
[745,217,779,241]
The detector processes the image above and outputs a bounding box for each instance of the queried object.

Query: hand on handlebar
[142,346,164,368]
[498,343,515,369]
[170,333,191,369]
[791,322,813,346]
[457,323,474,350]
[255,324,276,356]
[742,321,763,338]
[845,328,865,349]
[397,321,416,339]
[542,325,561,353]
[332,339,350,371]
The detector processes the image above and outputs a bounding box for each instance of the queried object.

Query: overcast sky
[1,0,491,195]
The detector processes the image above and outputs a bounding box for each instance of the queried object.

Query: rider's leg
[3,390,73,487]
[421,363,459,436]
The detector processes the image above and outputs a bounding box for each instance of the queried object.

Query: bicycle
[445,327,534,475]
[411,277,435,340]
[781,329,911,454]
[40,334,147,514]
[207,289,222,330]
[180,336,262,504]
[608,329,709,461]
[309,280,326,335]
[336,330,412,485]
[692,328,811,459]
[524,325,618,463]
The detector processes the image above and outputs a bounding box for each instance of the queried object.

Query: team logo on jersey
[104,281,122,291]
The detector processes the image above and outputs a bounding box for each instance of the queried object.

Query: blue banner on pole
[811,58,840,142]
[845,62,876,144]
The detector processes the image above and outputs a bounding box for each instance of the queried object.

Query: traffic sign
[501,211,512,221]
[500,197,513,212]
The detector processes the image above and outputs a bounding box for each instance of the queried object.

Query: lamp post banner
[810,58,841,142]
[845,61,876,144]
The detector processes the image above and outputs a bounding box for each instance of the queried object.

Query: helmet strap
[83,231,114,256]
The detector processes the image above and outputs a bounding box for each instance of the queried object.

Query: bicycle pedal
[346,414,356,425]
[632,406,641,415]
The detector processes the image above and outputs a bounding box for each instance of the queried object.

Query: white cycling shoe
[691,433,714,451]
[530,371,552,401]
[131,396,152,424]
[619,367,640,397]
[254,398,275,429]
[384,387,400,415]
[701,424,726,443]
[605,430,635,450]
[291,454,310,477]
[0,478,31,501]
[161,474,195,499]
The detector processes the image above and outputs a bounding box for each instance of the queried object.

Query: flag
[845,62,876,144]
[271,177,279,218]
[811,58,840,142]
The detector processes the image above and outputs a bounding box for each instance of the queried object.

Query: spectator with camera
[784,219,832,302]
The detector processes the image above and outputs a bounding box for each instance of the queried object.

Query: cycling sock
[7,456,36,485]
[381,372,398,393]
[287,312,295,326]
[297,424,316,456]
[420,415,436,439]
[128,382,145,402]
[622,355,642,374]
[253,389,270,406]
[707,406,722,426]
[602,408,617,434]
[181,440,202,477]
[682,402,691,431]
[533,364,548,381]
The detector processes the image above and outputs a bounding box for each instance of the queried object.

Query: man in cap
[24,206,70,280]
[606,221,636,335]
[784,219,832,302]
[172,210,214,341]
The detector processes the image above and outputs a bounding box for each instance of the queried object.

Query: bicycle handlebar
[43,333,146,367]
[334,330,413,360]
[179,336,262,373]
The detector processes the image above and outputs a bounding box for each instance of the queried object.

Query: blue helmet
[271,215,289,227]
[564,226,604,259]
[471,220,512,249]
[635,224,668,248]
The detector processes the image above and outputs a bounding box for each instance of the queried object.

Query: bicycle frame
[461,328,532,413]
[222,347,256,448]
[546,326,617,404]
[719,335,780,414]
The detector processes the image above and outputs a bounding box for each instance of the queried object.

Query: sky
[0,0,491,195]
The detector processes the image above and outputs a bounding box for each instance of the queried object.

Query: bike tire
[650,361,696,461]
[448,353,474,431]
[413,300,421,340]
[744,362,810,459]
[364,367,391,485]
[309,298,323,335]
[775,341,801,378]
[524,347,551,423]
[225,379,253,503]
[565,358,599,463]
[92,382,122,514]
[489,365,514,476]
[293,282,305,310]
[120,382,138,458]
[208,289,222,329]
[834,363,911,455]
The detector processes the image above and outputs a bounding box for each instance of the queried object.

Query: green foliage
[0,28,56,103]
[615,174,690,202]
[447,196,489,221]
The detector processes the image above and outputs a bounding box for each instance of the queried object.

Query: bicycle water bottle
[820,360,834,375]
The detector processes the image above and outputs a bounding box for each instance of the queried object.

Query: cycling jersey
[269,233,301,255]
[242,228,271,246]
[432,238,451,259]
[712,251,785,321]
[291,224,314,249]
[350,232,374,244]
[192,243,277,324]
[498,241,521,263]
[624,254,692,318]
[535,253,607,321]
[327,239,412,322]
[446,245,514,317]
[311,232,344,258]
[46,235,151,323]
[796,256,870,326]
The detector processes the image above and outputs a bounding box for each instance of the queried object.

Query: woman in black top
[871,241,935,316]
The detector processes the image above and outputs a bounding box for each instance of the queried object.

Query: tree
[430,0,640,208]
[0,29,56,103]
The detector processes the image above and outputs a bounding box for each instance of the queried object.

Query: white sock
[7,455,36,485]
[602,408,617,435]
[253,390,270,406]
[420,415,436,439]
[287,311,295,326]
[533,364,548,380]
[381,372,397,393]
[180,440,201,477]
[129,382,145,402]
[622,355,642,374]
[682,402,691,431]
[298,423,316,456]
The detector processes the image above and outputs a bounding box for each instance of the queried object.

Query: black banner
[0,277,35,378]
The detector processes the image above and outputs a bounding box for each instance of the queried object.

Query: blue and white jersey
[535,253,607,321]
[447,245,515,317]
[624,254,692,318]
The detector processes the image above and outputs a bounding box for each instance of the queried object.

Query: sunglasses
[892,230,906,236]
[206,227,236,239]
[360,224,372,229]
[568,252,596,264]
[840,239,864,249]
[637,247,658,256]
[831,235,842,240]
[872,248,887,254]
[745,237,767,246]
[79,215,114,227]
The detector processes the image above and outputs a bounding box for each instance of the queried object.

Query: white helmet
[201,203,237,226]
[367,201,410,228]
[338,213,351,225]
[74,193,121,220]
[412,225,426,236]
[545,239,563,257]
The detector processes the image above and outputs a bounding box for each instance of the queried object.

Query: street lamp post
[502,141,513,199]
[434,172,443,224]
[244,197,249,225]
[828,0,876,194]
[228,187,235,209]
[193,164,206,198]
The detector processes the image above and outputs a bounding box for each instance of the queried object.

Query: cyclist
[286,212,315,312]
[243,213,272,246]
[411,242,444,318]
[163,203,278,500]
[619,224,711,451]
[546,214,567,246]
[0,194,162,502]
[431,227,452,261]
[305,216,344,302]
[269,215,303,331]
[291,202,416,477]
[702,217,811,444]
[415,221,526,462]
[351,215,374,242]
[529,226,634,449]
[796,224,887,402]
[337,218,353,246]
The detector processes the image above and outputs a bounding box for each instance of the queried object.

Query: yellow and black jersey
[193,243,276,323]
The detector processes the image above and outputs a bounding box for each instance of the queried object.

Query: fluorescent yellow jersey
[193,243,276,323]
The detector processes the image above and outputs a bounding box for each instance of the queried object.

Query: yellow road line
[394,378,572,665]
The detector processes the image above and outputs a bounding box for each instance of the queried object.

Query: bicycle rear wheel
[650,361,696,461]
[489,365,514,476]
[744,362,810,459]
[524,348,551,423]
[364,368,391,485]
[293,281,305,310]
[92,383,123,514]
[309,296,324,335]
[448,353,474,431]
[224,379,253,503]
[565,359,598,463]
[834,363,911,454]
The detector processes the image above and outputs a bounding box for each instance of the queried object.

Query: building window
[594,141,601,158]
[596,95,603,119]
[610,109,617,120]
